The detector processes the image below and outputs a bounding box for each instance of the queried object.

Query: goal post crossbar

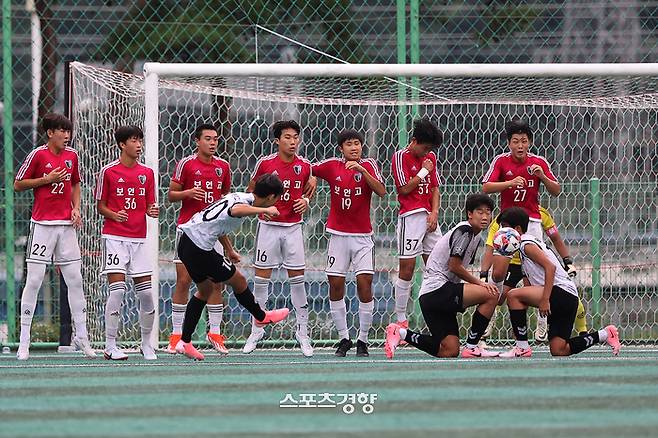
[143,62,658,78]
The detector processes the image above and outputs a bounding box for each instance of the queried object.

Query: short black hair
[505,118,533,142]
[411,117,442,148]
[337,129,364,148]
[41,113,72,133]
[271,120,301,139]
[115,125,144,146]
[194,124,218,139]
[253,173,284,198]
[465,193,495,216]
[498,207,529,233]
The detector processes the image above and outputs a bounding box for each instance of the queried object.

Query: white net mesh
[71,62,658,347]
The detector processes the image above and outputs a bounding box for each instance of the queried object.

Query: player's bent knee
[228,270,248,292]
[549,339,570,356]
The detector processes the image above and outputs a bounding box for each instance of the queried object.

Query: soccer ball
[492,227,521,256]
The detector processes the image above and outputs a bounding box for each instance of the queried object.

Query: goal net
[70,62,658,347]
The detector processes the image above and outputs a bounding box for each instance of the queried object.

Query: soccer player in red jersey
[96,126,158,360]
[166,124,237,355]
[14,113,95,360]
[312,129,386,357]
[390,118,443,331]
[482,118,561,342]
[242,120,315,357]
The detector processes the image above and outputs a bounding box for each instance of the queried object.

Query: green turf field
[1,347,658,438]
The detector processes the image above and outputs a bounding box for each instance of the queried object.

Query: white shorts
[528,220,543,241]
[102,237,152,277]
[396,211,442,259]
[173,228,223,263]
[253,222,305,270]
[25,223,81,266]
[326,234,375,277]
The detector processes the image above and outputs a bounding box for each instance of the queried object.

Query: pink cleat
[255,308,290,328]
[384,323,401,359]
[179,342,205,361]
[499,346,532,358]
[605,325,621,356]
[461,346,500,358]
[396,319,409,346]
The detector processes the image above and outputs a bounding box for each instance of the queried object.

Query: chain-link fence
[2,1,658,345]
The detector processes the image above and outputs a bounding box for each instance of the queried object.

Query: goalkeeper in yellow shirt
[480,206,588,342]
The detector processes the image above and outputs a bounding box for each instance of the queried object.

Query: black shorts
[177,232,236,284]
[504,263,524,288]
[418,282,465,342]
[547,286,578,341]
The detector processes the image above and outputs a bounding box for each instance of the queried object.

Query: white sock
[330,298,349,340]
[135,281,155,345]
[394,278,412,322]
[207,304,224,335]
[171,303,186,335]
[104,282,126,350]
[60,262,89,340]
[19,263,47,346]
[517,340,530,349]
[290,275,309,338]
[252,276,269,333]
[597,328,608,343]
[399,328,407,340]
[358,300,374,343]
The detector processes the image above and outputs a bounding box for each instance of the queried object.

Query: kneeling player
[385,193,500,359]
[497,207,620,358]
[176,174,290,360]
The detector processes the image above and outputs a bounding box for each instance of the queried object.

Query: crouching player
[176,174,290,360]
[385,193,500,359]
[497,207,621,358]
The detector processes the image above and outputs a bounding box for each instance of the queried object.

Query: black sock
[568,331,600,355]
[466,310,490,346]
[509,309,529,341]
[404,330,441,358]
[181,295,206,343]
[235,287,266,321]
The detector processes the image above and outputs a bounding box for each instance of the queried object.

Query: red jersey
[482,152,557,220]
[95,160,156,241]
[251,153,312,226]
[391,148,440,217]
[172,155,231,225]
[312,158,383,236]
[15,145,81,225]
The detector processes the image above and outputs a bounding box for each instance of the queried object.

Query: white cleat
[242,328,265,354]
[73,337,97,359]
[295,333,314,357]
[534,314,548,342]
[16,345,29,361]
[140,343,158,361]
[103,347,128,361]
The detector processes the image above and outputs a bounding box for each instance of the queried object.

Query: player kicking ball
[496,207,621,358]
[385,194,501,359]
[176,174,290,360]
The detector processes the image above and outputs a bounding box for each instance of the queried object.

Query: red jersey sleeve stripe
[482,153,507,183]
[95,161,117,200]
[15,146,46,180]
[392,150,406,187]
[251,153,275,180]
[173,155,194,182]
[363,158,384,181]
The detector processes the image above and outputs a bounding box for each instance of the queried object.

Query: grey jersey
[180,192,255,251]
[419,221,482,296]
[519,233,578,296]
